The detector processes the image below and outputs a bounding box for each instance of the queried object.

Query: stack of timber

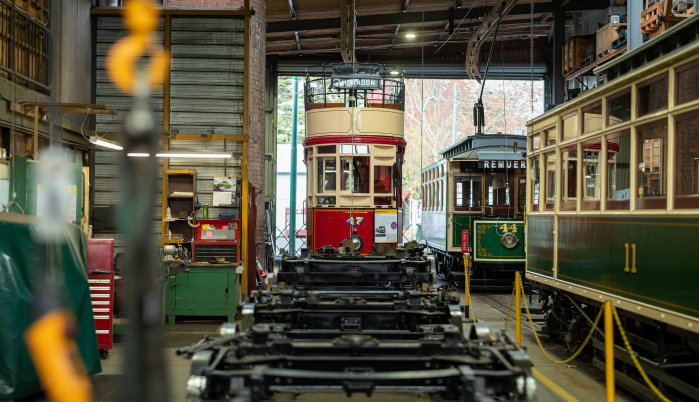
[596,23,626,58]
[563,36,594,74]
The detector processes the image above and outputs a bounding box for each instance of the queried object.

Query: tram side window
[561,148,577,210]
[544,152,556,210]
[676,59,699,105]
[374,166,392,194]
[454,177,482,211]
[562,112,578,141]
[582,101,602,134]
[486,173,510,206]
[607,131,631,210]
[341,158,351,190]
[638,74,669,116]
[636,121,668,209]
[582,141,601,210]
[675,111,699,208]
[531,158,540,211]
[607,89,631,126]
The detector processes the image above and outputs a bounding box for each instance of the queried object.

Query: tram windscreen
[352,157,370,193]
[374,166,392,193]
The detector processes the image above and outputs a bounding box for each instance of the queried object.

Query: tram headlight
[501,232,519,249]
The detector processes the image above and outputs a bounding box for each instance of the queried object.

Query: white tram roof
[440,134,526,162]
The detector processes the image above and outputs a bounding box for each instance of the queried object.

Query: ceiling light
[90,136,123,150]
[390,68,400,76]
[155,152,232,159]
[127,152,150,157]
[405,32,416,39]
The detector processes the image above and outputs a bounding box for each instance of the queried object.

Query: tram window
[341,158,351,190]
[674,111,699,208]
[486,173,510,207]
[517,176,526,213]
[375,196,392,206]
[582,101,602,134]
[582,141,601,210]
[562,112,578,141]
[531,158,540,211]
[352,156,370,193]
[607,131,631,210]
[317,196,336,205]
[636,121,668,209]
[638,74,669,116]
[324,159,336,191]
[454,177,482,211]
[677,60,699,105]
[561,148,577,211]
[374,166,392,194]
[544,128,556,146]
[607,89,631,126]
[531,134,541,151]
[544,152,556,210]
[318,145,336,154]
[340,144,369,154]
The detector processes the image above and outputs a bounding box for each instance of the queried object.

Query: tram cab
[304,64,406,254]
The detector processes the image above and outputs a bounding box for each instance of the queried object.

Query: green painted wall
[526,215,554,276]
[557,216,699,319]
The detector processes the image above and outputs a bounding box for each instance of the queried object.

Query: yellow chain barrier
[518,278,604,364]
[504,283,515,328]
[611,306,671,402]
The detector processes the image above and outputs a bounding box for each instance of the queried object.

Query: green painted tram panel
[473,220,525,262]
[557,216,699,319]
[527,215,555,276]
[452,214,478,249]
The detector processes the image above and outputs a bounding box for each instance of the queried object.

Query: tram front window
[317,158,337,193]
[455,177,482,211]
[374,166,392,193]
[352,157,370,193]
[486,173,510,206]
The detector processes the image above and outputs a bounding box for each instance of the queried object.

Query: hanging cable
[432,0,481,56]
[530,0,535,118]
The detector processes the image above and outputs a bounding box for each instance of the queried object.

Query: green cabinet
[164,264,242,324]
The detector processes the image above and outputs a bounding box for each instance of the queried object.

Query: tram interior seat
[368,102,401,110]
[308,102,345,109]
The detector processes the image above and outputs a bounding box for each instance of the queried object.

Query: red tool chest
[87,239,114,358]
[192,219,241,263]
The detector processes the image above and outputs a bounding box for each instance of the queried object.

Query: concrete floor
[92,295,636,402]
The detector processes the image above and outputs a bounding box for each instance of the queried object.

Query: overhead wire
[433,0,481,56]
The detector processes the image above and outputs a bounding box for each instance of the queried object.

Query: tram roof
[439,134,526,161]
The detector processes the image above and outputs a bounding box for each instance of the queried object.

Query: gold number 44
[499,223,518,233]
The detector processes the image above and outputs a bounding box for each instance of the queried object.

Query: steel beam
[552,4,565,105]
[401,0,410,13]
[288,0,296,20]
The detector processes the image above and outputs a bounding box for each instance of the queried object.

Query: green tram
[525,15,699,400]
[421,134,527,289]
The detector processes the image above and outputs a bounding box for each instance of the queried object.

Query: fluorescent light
[390,68,400,75]
[405,32,416,39]
[127,152,150,157]
[90,136,123,150]
[155,152,232,159]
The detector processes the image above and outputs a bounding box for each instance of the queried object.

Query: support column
[627,0,643,51]
[552,5,565,105]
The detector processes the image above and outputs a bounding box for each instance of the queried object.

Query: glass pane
[456,181,463,207]
[318,145,336,154]
[675,111,699,208]
[562,112,578,141]
[340,144,370,154]
[316,159,323,193]
[486,173,509,206]
[374,166,392,193]
[531,135,541,151]
[531,158,540,210]
[341,158,350,190]
[517,176,526,213]
[607,131,631,210]
[638,75,668,116]
[324,159,336,191]
[352,156,370,193]
[677,60,699,105]
[561,148,577,210]
[636,121,668,209]
[375,196,392,206]
[607,89,631,126]
[582,142,601,210]
[545,153,556,210]
[582,101,602,134]
[545,128,556,146]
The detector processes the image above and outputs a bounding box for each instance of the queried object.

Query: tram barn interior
[0,0,697,401]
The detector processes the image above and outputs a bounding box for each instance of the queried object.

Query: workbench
[164,263,243,324]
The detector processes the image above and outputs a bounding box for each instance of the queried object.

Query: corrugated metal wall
[93,15,245,255]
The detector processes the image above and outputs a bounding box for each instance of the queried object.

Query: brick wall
[165,0,267,261]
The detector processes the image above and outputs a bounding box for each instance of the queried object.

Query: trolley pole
[605,301,615,401]
[289,77,299,255]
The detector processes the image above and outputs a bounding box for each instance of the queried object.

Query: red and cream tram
[303,64,405,253]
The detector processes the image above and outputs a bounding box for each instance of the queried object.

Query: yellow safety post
[515,271,522,345]
[605,301,614,402]
[463,253,470,318]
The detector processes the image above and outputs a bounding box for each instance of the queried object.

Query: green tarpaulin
[0,213,101,399]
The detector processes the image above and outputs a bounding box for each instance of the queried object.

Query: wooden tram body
[303,64,406,254]
[421,134,528,289]
[525,14,699,400]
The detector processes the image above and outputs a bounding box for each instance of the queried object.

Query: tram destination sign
[478,160,526,169]
[330,74,382,90]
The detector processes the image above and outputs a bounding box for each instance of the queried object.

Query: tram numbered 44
[421,134,528,289]
[525,15,699,401]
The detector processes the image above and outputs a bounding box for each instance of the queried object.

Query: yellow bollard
[605,301,615,402]
[515,271,521,345]
[463,253,470,318]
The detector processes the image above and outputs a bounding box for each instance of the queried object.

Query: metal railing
[0,0,50,92]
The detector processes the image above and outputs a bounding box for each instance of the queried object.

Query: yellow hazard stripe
[531,367,578,402]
